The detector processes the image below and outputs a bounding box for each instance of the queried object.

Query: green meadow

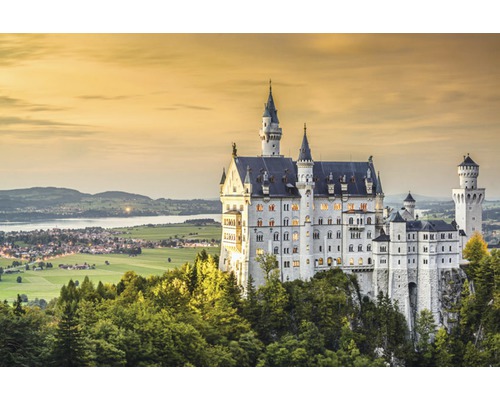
[0,223,221,303]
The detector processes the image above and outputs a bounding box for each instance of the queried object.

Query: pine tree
[52,301,87,366]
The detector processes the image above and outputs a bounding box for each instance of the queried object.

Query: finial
[232,142,237,158]
[304,122,307,134]
[269,79,272,92]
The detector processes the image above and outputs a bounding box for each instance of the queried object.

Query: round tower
[403,191,416,219]
[452,154,485,241]
[259,81,283,157]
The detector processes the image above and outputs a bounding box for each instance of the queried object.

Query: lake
[0,214,222,232]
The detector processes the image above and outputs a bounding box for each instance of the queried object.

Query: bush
[17,276,22,283]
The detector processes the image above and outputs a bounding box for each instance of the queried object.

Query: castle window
[327,231,333,239]
[338,245,341,251]
[293,246,298,254]
[423,234,428,240]
[284,261,290,268]
[367,244,372,251]
[318,217,323,225]
[358,244,363,252]
[349,244,354,252]
[337,257,342,265]
[256,204,263,212]
[292,204,300,211]
[441,234,445,239]
[360,203,367,211]
[448,233,453,239]
[284,232,289,241]
[430,234,435,240]
[321,203,329,211]
[269,219,275,227]
[398,247,401,253]
[334,204,342,210]
[349,258,354,266]
[240,205,244,211]
[367,231,372,239]
[449,246,452,251]
[292,219,299,226]
[284,204,289,211]
[442,246,444,251]
[349,217,354,225]
[358,257,363,265]
[327,217,333,224]
[292,232,299,241]
[367,217,372,225]
[305,215,311,223]
[274,247,279,255]
[368,257,372,264]
[337,217,341,224]
[274,232,279,241]
[284,218,289,226]
[318,258,324,266]
[398,234,401,240]
[347,203,355,211]
[381,246,387,252]
[269,204,275,211]
[306,231,310,237]
[449,258,452,263]
[424,247,428,252]
[398,260,401,265]
[257,219,263,227]
[313,231,320,240]
[328,257,333,266]
[336,231,341,239]
[423,259,428,264]
[319,245,322,252]
[284,247,290,254]
[256,248,264,255]
[442,258,444,263]
[256,233,263,242]
[293,260,300,267]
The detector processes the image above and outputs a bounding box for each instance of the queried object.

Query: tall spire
[376,171,384,194]
[263,80,279,124]
[297,123,312,161]
[219,167,226,184]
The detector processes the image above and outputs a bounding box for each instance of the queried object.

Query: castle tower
[259,81,283,157]
[403,192,416,219]
[296,124,315,280]
[452,154,485,241]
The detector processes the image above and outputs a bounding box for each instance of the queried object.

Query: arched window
[305,215,311,223]
[269,204,275,211]
[358,257,363,265]
[283,232,289,241]
[313,231,320,239]
[349,217,354,225]
[349,258,354,266]
[337,257,342,265]
[283,217,289,226]
[368,257,372,265]
[349,244,354,252]
[367,217,372,225]
[269,218,275,227]
[256,232,264,242]
[257,219,263,227]
[273,232,279,241]
[327,231,333,239]
[273,246,279,255]
[358,244,363,252]
[327,257,333,266]
[367,244,372,252]
[318,258,324,266]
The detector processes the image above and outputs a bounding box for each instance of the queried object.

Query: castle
[219,84,484,330]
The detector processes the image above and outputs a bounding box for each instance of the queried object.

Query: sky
[1,33,499,200]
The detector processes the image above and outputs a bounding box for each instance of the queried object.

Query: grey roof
[263,86,279,124]
[376,171,384,195]
[220,168,226,185]
[406,220,456,232]
[298,129,312,161]
[404,192,415,203]
[374,229,390,242]
[233,156,381,198]
[313,161,380,197]
[391,212,406,223]
[459,155,478,167]
[235,156,299,197]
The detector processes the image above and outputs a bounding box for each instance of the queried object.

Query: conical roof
[376,171,384,194]
[297,124,312,161]
[404,191,415,203]
[459,154,478,167]
[263,82,279,123]
[219,168,226,185]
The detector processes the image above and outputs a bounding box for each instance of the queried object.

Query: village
[0,226,219,269]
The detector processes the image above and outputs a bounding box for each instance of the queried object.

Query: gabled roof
[406,219,456,232]
[459,155,478,167]
[374,228,390,242]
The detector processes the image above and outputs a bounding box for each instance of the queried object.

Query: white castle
[219,84,484,330]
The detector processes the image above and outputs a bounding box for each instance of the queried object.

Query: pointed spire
[244,165,251,184]
[263,80,279,123]
[219,168,226,185]
[404,191,415,203]
[298,123,313,161]
[376,171,384,194]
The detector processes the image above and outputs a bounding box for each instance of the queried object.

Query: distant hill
[385,193,452,205]
[0,187,221,221]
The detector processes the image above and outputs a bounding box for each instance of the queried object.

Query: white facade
[219,85,482,330]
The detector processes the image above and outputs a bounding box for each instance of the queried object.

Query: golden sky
[0,34,499,199]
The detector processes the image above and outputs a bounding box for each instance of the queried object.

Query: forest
[0,233,499,367]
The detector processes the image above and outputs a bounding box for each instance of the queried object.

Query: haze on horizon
[1,34,499,200]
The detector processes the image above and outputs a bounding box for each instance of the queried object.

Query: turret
[296,124,315,280]
[403,191,416,219]
[375,171,385,236]
[259,81,283,157]
[458,154,479,189]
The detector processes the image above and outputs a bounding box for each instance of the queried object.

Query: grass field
[115,223,221,241]
[0,245,220,303]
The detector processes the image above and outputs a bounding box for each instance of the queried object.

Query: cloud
[77,95,131,101]
[0,34,56,66]
[0,95,69,112]
[0,116,84,127]
[158,103,212,111]
[0,128,97,139]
